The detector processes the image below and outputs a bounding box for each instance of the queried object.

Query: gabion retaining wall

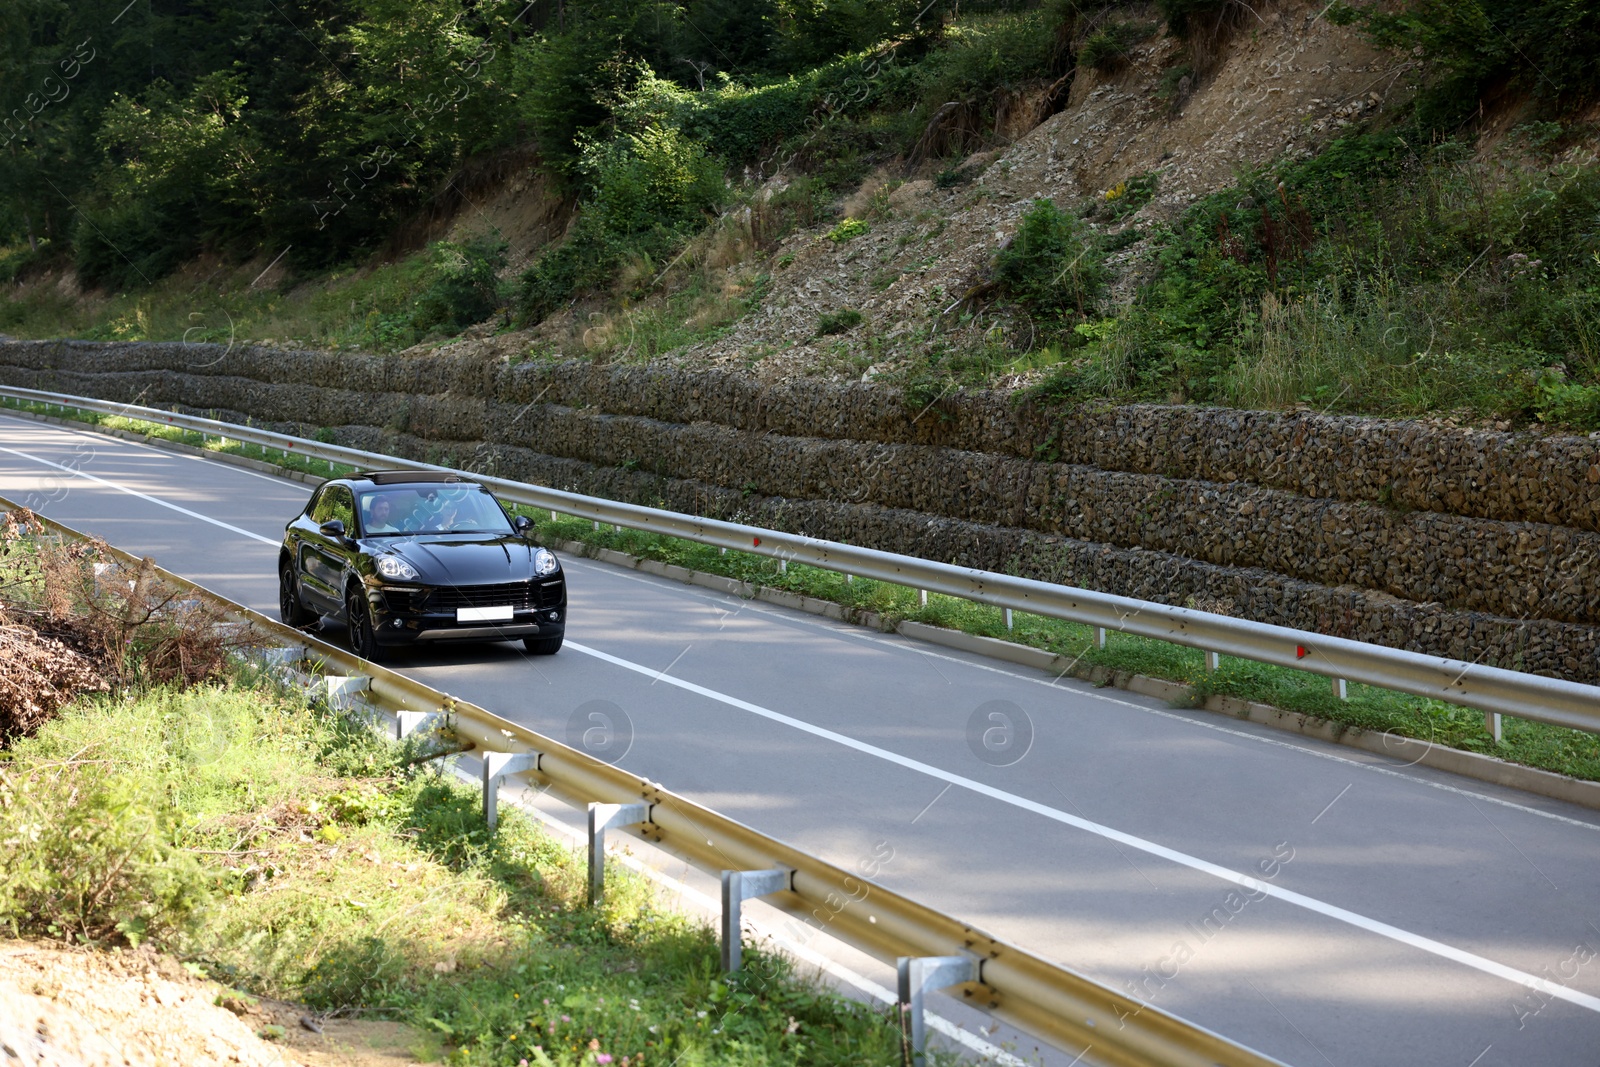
[3,339,1595,683]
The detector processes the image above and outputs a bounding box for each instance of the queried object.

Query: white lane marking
[568,558,1600,832]
[0,444,280,546]
[0,411,312,488]
[566,638,1600,1015]
[447,763,1030,1065]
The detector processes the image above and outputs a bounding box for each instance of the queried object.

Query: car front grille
[381,588,426,614]
[419,579,565,613]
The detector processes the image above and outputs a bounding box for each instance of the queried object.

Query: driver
[365,494,400,534]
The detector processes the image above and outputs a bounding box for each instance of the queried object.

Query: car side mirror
[319,518,346,538]
[514,515,532,536]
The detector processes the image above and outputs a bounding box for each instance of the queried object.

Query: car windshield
[358,486,513,537]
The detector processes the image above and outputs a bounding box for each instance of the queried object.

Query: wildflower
[597,1057,613,1065]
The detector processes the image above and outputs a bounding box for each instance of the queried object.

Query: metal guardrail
[3,384,1598,737]
[1,492,1289,1067]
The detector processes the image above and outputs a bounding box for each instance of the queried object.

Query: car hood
[369,535,553,586]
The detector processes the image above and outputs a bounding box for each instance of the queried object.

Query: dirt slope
[420,1,1407,382]
[673,2,1400,382]
[0,942,420,1067]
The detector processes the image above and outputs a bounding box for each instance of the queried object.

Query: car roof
[349,470,479,488]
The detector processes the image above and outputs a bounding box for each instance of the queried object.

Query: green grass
[12,396,1597,784]
[0,244,498,355]
[0,674,926,1066]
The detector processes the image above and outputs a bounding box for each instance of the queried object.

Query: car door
[299,485,356,610]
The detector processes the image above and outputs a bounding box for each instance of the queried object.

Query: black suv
[278,471,566,660]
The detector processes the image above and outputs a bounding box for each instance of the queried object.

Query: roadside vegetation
[0,508,923,1065]
[1031,130,1600,429]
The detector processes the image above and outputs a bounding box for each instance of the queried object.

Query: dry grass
[0,508,256,740]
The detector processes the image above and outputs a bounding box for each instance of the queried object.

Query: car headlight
[376,555,419,581]
[532,547,559,577]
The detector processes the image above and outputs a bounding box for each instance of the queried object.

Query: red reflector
[1296,645,1309,659]
[753,536,761,547]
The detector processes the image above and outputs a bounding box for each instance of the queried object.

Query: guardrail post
[323,675,371,710]
[897,954,979,1062]
[481,751,541,831]
[1486,711,1503,744]
[256,646,305,668]
[1205,650,1220,674]
[720,868,793,972]
[1095,626,1108,650]
[918,589,928,608]
[588,802,651,906]
[1332,677,1348,701]
[1004,607,1013,631]
[395,710,446,740]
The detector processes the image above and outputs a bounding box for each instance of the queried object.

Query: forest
[3,0,1600,427]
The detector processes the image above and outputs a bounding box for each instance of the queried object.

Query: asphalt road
[3,411,1599,1067]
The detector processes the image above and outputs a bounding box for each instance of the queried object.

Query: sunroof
[358,470,466,485]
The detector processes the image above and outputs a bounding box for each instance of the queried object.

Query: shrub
[994,197,1107,317]
[1155,0,1233,36]
[409,236,508,334]
[516,124,725,324]
[1339,0,1600,112]
[1078,21,1155,71]
[72,199,196,291]
[585,124,726,238]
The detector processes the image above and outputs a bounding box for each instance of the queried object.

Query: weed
[825,217,872,243]
[817,309,864,335]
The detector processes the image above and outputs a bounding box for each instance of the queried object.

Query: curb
[12,405,1598,813]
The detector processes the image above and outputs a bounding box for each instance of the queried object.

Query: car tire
[524,634,563,656]
[279,560,314,626]
[346,586,390,663]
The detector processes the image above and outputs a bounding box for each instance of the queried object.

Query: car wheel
[346,586,389,663]
[524,634,563,656]
[279,560,314,626]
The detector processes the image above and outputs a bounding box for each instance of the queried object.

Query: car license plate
[457,605,513,623]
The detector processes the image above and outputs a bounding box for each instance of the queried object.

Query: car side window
[308,487,334,524]
[327,486,356,529]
